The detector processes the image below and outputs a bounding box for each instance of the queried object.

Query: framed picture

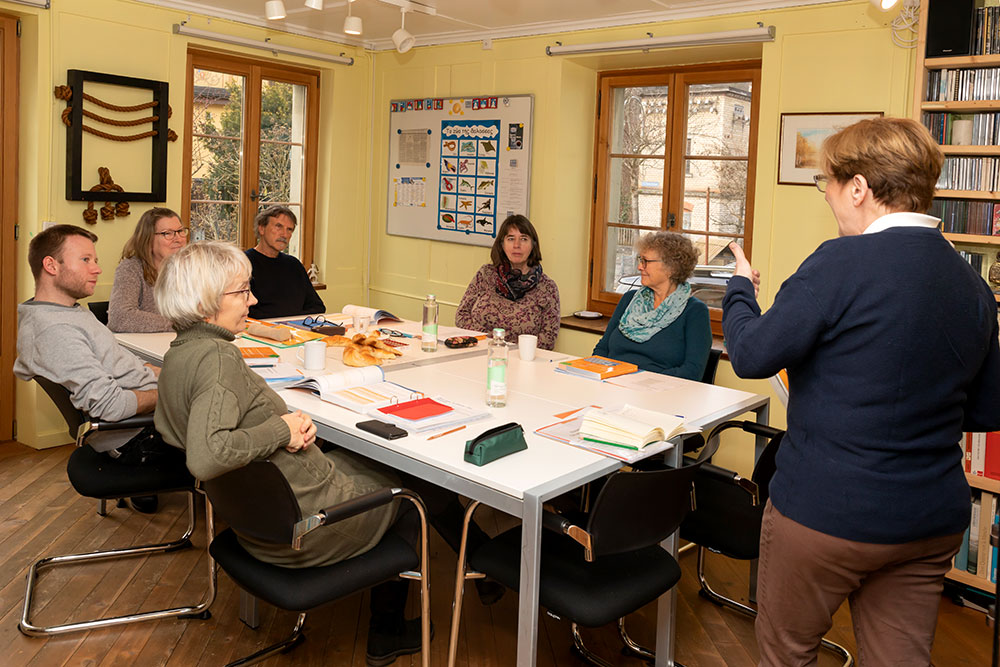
[778,112,883,185]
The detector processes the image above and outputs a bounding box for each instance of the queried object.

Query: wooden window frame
[586,62,762,335]
[182,49,320,268]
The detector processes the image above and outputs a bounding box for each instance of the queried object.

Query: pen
[428,425,466,440]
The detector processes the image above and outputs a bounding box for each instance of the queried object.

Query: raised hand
[729,242,761,297]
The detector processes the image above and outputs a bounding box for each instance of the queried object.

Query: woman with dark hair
[455,214,561,349]
[592,231,711,380]
[108,206,188,332]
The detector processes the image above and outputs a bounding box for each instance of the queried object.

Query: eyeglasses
[379,327,416,338]
[303,315,342,330]
[154,228,190,240]
[637,257,664,268]
[224,288,252,301]
[813,174,828,193]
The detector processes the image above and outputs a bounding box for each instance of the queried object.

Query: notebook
[555,355,639,381]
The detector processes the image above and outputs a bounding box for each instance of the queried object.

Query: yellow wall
[6,0,915,458]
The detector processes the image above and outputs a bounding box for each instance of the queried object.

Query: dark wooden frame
[64,69,169,202]
[1,12,18,441]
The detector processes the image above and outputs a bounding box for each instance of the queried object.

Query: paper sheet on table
[602,370,689,392]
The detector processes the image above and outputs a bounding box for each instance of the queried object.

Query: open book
[535,406,689,463]
[343,304,402,324]
[580,404,688,450]
[265,365,420,413]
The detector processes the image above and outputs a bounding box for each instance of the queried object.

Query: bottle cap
[427,294,436,300]
[493,328,505,338]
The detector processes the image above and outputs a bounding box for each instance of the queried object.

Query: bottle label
[422,323,438,343]
[487,365,506,395]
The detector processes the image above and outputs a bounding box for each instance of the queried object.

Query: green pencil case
[464,422,527,466]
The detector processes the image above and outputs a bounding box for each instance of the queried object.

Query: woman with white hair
[153,241,423,666]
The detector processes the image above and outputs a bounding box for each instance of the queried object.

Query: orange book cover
[556,355,639,381]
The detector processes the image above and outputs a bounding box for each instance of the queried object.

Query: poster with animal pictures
[387,95,533,247]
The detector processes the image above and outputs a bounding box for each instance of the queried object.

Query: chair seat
[679,474,762,561]
[66,444,194,499]
[470,527,681,628]
[209,527,420,612]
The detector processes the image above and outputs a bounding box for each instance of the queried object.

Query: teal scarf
[618,284,692,343]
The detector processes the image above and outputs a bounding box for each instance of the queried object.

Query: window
[587,63,761,332]
[182,50,320,265]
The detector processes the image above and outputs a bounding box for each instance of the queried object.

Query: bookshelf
[914,0,1000,593]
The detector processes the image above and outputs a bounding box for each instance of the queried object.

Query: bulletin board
[386,94,533,247]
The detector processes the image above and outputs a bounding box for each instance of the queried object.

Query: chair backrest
[33,376,86,442]
[701,347,723,384]
[202,460,302,545]
[88,301,110,326]
[584,435,719,558]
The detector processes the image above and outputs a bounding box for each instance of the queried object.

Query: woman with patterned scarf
[456,214,561,349]
[593,232,711,380]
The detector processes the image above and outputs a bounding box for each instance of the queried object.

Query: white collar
[862,211,939,235]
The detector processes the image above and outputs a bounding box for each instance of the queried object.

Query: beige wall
[6,0,915,460]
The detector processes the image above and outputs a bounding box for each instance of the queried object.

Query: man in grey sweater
[14,225,166,510]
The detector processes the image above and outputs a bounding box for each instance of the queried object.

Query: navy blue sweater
[593,290,711,381]
[723,227,1000,544]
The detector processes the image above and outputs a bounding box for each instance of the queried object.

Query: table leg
[654,437,685,666]
[516,492,542,667]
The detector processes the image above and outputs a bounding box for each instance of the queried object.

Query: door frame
[0,12,19,442]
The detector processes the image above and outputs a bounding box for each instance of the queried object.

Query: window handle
[667,212,676,229]
[250,188,258,202]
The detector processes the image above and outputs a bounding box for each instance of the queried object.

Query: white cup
[297,339,327,371]
[352,313,371,332]
[518,334,538,361]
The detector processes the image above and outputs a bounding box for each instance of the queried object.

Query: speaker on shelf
[925,0,974,58]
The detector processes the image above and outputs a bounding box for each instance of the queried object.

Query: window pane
[682,159,748,236]
[607,157,666,227]
[190,69,244,245]
[258,79,307,259]
[686,81,752,158]
[610,85,668,155]
[603,227,642,293]
[684,233,740,267]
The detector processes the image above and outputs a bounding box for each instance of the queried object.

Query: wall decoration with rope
[55,70,177,222]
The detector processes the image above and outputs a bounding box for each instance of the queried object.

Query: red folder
[377,397,453,422]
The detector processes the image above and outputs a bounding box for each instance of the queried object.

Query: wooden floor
[0,440,992,666]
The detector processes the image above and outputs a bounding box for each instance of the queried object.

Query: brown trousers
[755,501,963,667]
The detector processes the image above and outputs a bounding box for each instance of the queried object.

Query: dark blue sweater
[723,227,1000,543]
[246,248,326,320]
[593,290,711,381]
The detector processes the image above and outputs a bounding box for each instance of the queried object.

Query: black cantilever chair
[679,420,853,666]
[19,376,215,636]
[203,460,431,667]
[446,434,720,667]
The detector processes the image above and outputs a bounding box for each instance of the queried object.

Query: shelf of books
[914,0,1000,304]
[954,433,1000,593]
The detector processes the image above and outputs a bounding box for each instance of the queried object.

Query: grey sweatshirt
[14,299,157,451]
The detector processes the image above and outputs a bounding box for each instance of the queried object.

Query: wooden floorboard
[0,441,994,665]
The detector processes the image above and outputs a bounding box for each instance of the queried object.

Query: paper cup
[352,313,371,332]
[297,338,327,371]
[518,334,538,361]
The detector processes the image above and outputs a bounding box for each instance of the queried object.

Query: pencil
[428,425,466,440]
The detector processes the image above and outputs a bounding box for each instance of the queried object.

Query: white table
[117,330,769,667]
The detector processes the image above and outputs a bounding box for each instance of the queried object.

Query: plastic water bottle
[421,294,438,352]
[486,328,508,407]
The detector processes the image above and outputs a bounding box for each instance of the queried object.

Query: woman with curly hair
[592,231,711,380]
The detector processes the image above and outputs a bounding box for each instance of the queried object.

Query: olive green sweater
[154,322,398,567]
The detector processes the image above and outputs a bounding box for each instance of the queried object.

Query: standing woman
[592,231,711,380]
[108,207,188,332]
[723,117,1000,664]
[455,215,561,349]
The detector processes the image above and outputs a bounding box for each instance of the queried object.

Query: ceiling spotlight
[343,0,362,35]
[305,0,323,9]
[869,0,898,9]
[393,8,414,54]
[264,0,286,20]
